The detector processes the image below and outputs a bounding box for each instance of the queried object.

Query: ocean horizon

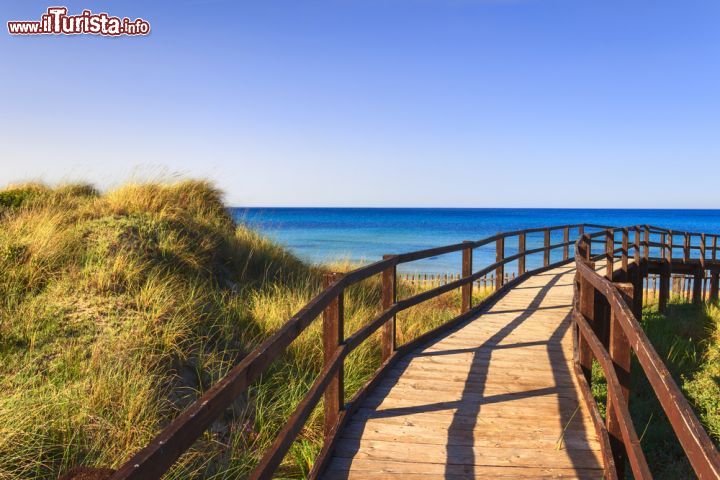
[231,208,720,274]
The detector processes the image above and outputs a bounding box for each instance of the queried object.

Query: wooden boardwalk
[107,225,720,480]
[323,263,605,479]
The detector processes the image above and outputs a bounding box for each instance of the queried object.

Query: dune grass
[0,180,474,479]
[591,297,720,479]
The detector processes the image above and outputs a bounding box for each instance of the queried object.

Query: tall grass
[0,180,469,479]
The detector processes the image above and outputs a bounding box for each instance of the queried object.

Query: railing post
[605,228,614,280]
[518,233,526,276]
[712,237,719,304]
[577,225,586,258]
[322,273,344,440]
[586,234,592,260]
[543,228,551,267]
[607,283,634,479]
[496,236,505,291]
[684,232,691,263]
[381,255,396,362]
[563,226,570,261]
[578,234,589,260]
[461,241,473,313]
[711,271,719,303]
[700,236,707,303]
[621,227,629,278]
[693,267,704,305]
[659,233,671,312]
[660,232,665,258]
[577,261,596,384]
[643,225,650,260]
[631,227,644,317]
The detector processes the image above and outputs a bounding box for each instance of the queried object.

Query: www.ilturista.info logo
[7,7,150,36]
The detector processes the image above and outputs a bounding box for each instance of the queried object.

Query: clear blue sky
[2,1,719,208]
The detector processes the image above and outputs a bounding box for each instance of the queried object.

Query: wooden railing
[573,225,720,479]
[103,223,609,479]
[401,270,714,302]
[95,223,720,480]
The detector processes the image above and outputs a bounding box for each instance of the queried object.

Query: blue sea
[231,209,720,275]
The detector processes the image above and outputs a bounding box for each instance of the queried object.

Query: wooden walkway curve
[323,264,604,479]
[103,224,720,480]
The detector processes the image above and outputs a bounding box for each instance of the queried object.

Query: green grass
[0,180,470,479]
[591,298,720,479]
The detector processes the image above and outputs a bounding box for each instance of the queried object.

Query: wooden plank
[339,421,601,450]
[349,407,597,430]
[365,384,587,407]
[382,369,579,390]
[325,458,603,478]
[332,439,604,469]
[323,470,597,480]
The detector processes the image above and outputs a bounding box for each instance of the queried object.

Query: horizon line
[230,205,720,211]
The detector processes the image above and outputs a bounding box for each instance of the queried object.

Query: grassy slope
[591,298,720,479]
[0,181,462,479]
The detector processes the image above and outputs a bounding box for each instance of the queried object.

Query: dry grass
[0,180,470,479]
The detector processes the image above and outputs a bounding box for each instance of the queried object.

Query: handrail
[646,224,720,238]
[572,309,652,478]
[573,228,720,479]
[103,223,720,480]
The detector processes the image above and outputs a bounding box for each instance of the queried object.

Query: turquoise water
[231,208,720,274]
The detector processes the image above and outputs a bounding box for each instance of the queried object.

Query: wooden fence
[397,271,516,290]
[402,271,716,305]
[643,273,719,303]
[574,225,720,479]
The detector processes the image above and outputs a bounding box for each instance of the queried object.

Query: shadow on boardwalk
[324,267,602,479]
